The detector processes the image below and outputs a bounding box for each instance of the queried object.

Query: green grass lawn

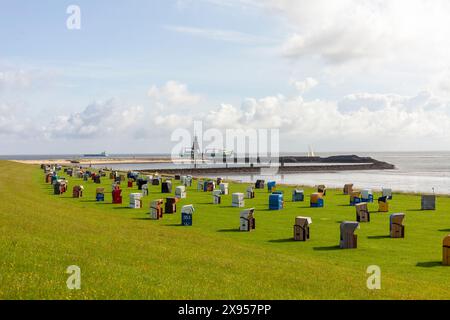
[1,160,450,299]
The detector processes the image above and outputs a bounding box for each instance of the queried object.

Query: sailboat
[307,145,315,157]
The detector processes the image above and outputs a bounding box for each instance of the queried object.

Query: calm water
[3,152,450,194]
[206,152,450,195]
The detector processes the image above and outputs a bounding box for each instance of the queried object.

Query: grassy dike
[0,160,450,299]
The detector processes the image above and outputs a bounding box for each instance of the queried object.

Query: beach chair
[355,202,370,222]
[240,208,255,232]
[72,185,84,198]
[267,181,276,192]
[340,221,359,249]
[212,190,221,204]
[161,180,172,193]
[443,235,450,266]
[378,196,389,212]
[361,189,373,203]
[181,205,195,226]
[390,213,405,238]
[150,199,164,219]
[350,191,361,206]
[310,193,324,208]
[137,178,148,190]
[220,183,229,195]
[421,195,436,210]
[175,186,186,199]
[96,187,105,201]
[204,181,215,192]
[165,197,177,214]
[343,184,353,195]
[292,189,304,202]
[382,188,393,200]
[255,179,265,189]
[184,175,193,187]
[232,193,245,208]
[129,193,142,209]
[246,186,255,199]
[317,184,326,196]
[269,193,283,210]
[53,181,62,195]
[141,184,149,196]
[293,216,312,241]
[112,188,122,204]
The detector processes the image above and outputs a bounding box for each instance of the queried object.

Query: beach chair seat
[240,208,255,231]
[293,216,312,241]
[340,221,359,249]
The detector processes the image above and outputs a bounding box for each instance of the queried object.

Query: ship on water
[83,151,108,158]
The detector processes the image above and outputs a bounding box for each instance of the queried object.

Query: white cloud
[42,99,144,139]
[156,89,450,150]
[148,80,201,106]
[165,25,274,45]
[153,113,193,129]
[3,87,450,151]
[290,77,318,94]
[202,1,450,77]
[269,0,450,73]
[0,69,38,91]
[0,103,39,137]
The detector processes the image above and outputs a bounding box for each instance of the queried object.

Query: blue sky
[1,0,450,154]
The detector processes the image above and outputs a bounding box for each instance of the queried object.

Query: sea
[2,152,450,195]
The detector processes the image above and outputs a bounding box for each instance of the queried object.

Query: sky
[1,0,450,154]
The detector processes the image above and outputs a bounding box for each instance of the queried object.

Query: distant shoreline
[12,154,395,172]
[12,158,175,165]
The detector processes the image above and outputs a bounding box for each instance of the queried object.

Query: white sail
[308,145,315,157]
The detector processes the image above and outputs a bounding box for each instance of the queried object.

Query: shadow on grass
[217,228,240,232]
[416,261,442,268]
[268,238,295,243]
[163,223,184,227]
[113,207,132,210]
[132,217,151,221]
[367,235,390,239]
[438,229,450,232]
[313,245,340,251]
[406,209,425,212]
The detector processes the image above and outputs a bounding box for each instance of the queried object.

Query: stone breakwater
[138,155,395,175]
